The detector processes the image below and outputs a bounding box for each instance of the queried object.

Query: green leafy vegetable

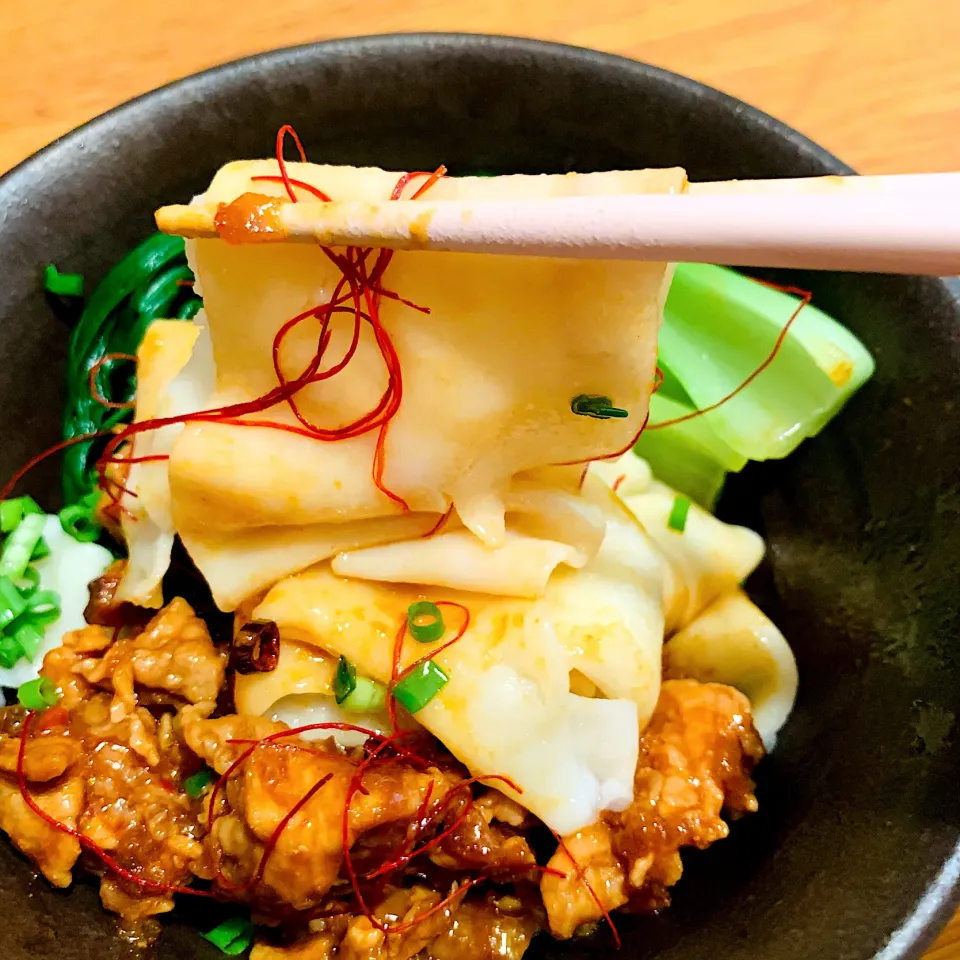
[61,233,202,505]
[644,263,875,507]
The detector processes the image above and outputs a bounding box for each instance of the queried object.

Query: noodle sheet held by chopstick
[133,162,685,609]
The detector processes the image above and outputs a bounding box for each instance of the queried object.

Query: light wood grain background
[2,0,960,956]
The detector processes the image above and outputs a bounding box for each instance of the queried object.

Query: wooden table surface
[2,0,959,955]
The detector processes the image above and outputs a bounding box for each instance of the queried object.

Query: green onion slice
[14,566,40,599]
[0,513,46,580]
[184,767,217,799]
[393,660,449,714]
[0,497,42,534]
[202,916,254,956]
[30,538,50,561]
[44,264,84,298]
[0,635,24,669]
[11,622,44,661]
[0,575,28,630]
[570,394,629,419]
[407,601,445,643]
[667,495,692,533]
[340,677,387,714]
[59,502,102,543]
[333,655,357,705]
[22,590,62,628]
[18,677,59,710]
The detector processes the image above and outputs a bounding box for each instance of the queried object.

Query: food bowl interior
[1,33,960,960]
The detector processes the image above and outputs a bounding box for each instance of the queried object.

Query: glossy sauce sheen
[213,193,289,244]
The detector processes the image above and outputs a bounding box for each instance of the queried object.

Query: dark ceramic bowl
[1,32,959,960]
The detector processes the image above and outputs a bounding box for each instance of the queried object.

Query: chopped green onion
[44,264,84,298]
[11,622,44,661]
[0,635,24,669]
[184,767,217,799]
[570,394,629,419]
[17,677,59,710]
[393,660,449,714]
[203,915,254,956]
[0,576,28,630]
[667,495,692,533]
[0,497,42,534]
[58,502,102,543]
[407,601,445,643]
[0,501,22,535]
[30,538,50,561]
[0,513,46,580]
[14,566,40,599]
[340,677,387,714]
[22,590,61,628]
[334,655,357,705]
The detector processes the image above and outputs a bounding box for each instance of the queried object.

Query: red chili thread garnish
[0,432,106,501]
[386,601,471,732]
[653,365,664,394]
[611,474,627,493]
[176,279,195,288]
[207,722,407,893]
[251,175,332,203]
[89,353,138,410]
[552,410,652,469]
[365,779,436,883]
[217,771,334,894]
[647,284,812,431]
[5,129,447,515]
[385,600,471,756]
[391,167,448,201]
[274,124,309,202]
[551,829,621,949]
[209,720,389,831]
[339,731,485,935]
[420,505,454,539]
[364,773,522,880]
[16,711,215,899]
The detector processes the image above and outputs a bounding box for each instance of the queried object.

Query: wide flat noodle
[117,320,213,607]
[590,454,764,632]
[144,162,685,609]
[250,490,665,835]
[663,590,798,750]
[332,530,587,598]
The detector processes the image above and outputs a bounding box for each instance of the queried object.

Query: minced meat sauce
[0,578,763,959]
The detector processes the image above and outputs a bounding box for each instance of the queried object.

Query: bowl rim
[0,30,957,960]
[1,32,856,193]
